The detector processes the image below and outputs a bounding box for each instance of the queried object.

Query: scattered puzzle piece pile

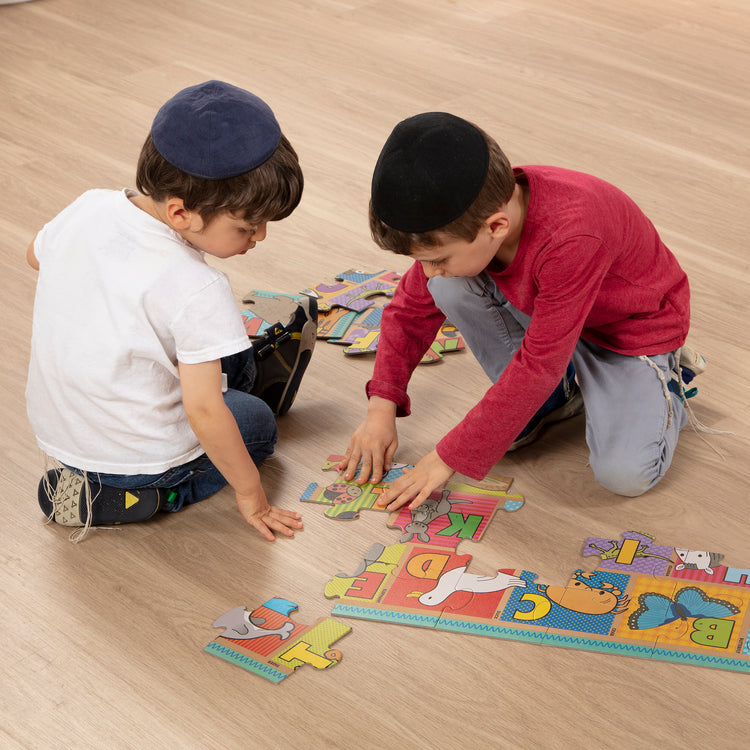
[205,597,350,683]
[240,269,465,364]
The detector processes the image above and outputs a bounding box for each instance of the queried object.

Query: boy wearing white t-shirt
[26,80,315,541]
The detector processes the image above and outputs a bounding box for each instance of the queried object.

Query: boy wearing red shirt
[340,112,704,510]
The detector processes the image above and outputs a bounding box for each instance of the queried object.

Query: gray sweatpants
[428,272,687,497]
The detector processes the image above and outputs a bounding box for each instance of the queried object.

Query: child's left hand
[375,449,454,511]
[236,491,304,541]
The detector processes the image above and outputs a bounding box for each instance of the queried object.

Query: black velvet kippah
[371,112,489,233]
[151,80,281,179]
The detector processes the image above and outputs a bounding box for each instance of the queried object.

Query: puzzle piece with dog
[204,597,351,683]
[322,528,750,673]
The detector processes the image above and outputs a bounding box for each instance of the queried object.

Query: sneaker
[251,295,317,415]
[38,468,164,526]
[668,344,706,400]
[508,365,584,451]
[678,344,706,385]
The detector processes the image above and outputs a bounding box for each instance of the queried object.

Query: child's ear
[486,210,510,237]
[165,198,201,231]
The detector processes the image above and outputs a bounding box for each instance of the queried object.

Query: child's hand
[375,450,454,511]
[339,396,398,485]
[236,490,303,541]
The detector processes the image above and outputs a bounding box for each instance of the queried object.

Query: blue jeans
[86,350,277,512]
[428,272,687,497]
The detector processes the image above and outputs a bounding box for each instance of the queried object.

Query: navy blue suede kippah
[151,80,281,179]
[371,112,489,233]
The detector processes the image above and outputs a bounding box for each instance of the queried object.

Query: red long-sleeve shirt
[366,166,690,479]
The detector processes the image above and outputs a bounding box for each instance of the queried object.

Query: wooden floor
[2,1,749,747]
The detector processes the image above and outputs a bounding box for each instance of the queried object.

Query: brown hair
[135,133,303,224]
[369,129,516,255]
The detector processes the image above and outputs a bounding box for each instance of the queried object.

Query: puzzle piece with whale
[323,529,750,674]
[204,597,351,683]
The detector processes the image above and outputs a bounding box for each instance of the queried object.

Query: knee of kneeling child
[591,456,656,498]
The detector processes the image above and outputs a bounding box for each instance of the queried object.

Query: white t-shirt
[26,189,250,474]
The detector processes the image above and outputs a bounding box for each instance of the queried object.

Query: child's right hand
[236,489,304,542]
[339,396,398,485]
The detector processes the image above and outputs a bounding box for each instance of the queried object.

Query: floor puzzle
[204,598,350,683]
[323,527,750,673]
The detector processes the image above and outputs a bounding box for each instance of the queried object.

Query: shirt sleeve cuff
[435,436,493,481]
[365,379,411,417]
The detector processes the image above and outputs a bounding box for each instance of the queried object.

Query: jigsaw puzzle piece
[648,583,750,669]
[300,456,411,520]
[300,478,387,520]
[316,307,360,339]
[342,330,381,356]
[446,478,524,512]
[329,269,400,312]
[388,487,494,549]
[336,306,383,344]
[205,598,349,683]
[436,567,527,618]
[320,454,345,471]
[388,483,523,549]
[362,545,476,628]
[330,543,486,629]
[300,281,350,313]
[471,570,552,642]
[270,617,351,672]
[326,542,446,628]
[582,531,674,577]
[324,542,406,601]
[319,303,464,363]
[301,269,400,313]
[240,291,304,337]
[607,574,680,657]
[669,544,728,584]
[540,568,635,637]
[420,322,466,364]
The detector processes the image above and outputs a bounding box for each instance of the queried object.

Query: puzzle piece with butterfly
[323,527,750,673]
